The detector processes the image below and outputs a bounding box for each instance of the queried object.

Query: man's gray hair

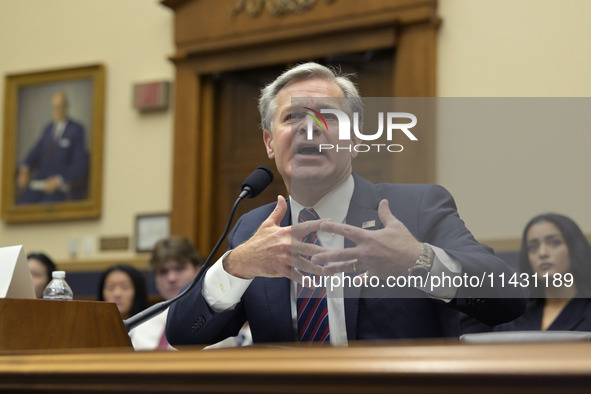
[258,62,363,133]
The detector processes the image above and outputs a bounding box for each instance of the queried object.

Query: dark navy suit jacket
[19,119,89,203]
[166,174,527,345]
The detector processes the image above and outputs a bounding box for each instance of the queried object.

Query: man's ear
[263,129,275,159]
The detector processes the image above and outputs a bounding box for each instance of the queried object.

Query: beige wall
[1,0,590,263]
[0,0,174,261]
[438,0,591,247]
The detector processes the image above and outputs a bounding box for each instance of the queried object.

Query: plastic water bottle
[42,271,74,300]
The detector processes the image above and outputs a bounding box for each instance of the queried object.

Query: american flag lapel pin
[362,220,376,229]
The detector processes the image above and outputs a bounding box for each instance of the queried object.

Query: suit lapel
[346,174,383,230]
[343,174,382,340]
[61,120,70,139]
[262,277,294,341]
[264,199,295,341]
[281,198,292,228]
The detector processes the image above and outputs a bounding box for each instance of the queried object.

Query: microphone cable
[124,166,273,331]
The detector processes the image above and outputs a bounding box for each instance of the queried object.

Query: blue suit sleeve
[413,184,527,325]
[165,216,250,346]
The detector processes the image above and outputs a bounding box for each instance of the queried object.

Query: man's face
[51,93,67,123]
[263,78,358,202]
[154,259,199,300]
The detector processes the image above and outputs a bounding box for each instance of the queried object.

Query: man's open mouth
[295,145,323,155]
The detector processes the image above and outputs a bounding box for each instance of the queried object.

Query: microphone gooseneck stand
[123,166,274,332]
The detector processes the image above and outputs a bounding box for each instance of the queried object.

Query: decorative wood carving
[231,0,337,17]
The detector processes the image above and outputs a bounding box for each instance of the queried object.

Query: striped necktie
[297,208,330,343]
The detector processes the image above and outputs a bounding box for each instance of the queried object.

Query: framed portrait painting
[1,64,104,222]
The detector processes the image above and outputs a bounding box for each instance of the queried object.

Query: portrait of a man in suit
[16,91,89,204]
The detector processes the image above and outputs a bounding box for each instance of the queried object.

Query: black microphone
[239,166,274,199]
[123,166,274,332]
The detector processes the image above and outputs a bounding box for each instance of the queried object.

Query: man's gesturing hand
[312,199,422,278]
[223,196,328,281]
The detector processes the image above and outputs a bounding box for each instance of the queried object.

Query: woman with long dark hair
[495,213,591,331]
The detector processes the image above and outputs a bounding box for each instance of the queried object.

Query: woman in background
[27,252,56,299]
[98,264,148,320]
[495,213,591,331]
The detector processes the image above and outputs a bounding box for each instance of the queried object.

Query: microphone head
[241,166,274,198]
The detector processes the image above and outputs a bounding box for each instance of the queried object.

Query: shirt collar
[290,174,354,223]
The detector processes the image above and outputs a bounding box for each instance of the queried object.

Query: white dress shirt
[129,308,175,350]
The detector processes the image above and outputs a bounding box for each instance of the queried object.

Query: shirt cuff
[202,250,253,312]
[416,243,461,302]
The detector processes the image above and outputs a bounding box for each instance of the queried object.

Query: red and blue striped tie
[297,208,330,343]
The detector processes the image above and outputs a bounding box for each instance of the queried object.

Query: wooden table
[1,341,591,393]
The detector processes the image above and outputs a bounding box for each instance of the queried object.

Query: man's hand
[44,176,63,193]
[312,199,421,278]
[223,195,329,281]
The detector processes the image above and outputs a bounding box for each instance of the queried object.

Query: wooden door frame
[163,0,439,254]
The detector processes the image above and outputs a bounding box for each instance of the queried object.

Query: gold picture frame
[1,64,105,223]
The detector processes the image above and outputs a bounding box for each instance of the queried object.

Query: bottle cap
[52,271,66,279]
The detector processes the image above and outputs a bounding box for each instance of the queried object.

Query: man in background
[17,91,89,204]
[129,236,203,350]
[130,236,252,350]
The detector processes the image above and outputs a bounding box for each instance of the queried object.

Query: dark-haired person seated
[129,237,203,350]
[494,213,591,332]
[98,264,148,320]
[27,252,56,299]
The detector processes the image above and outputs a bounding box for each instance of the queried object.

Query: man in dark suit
[166,62,527,346]
[17,91,89,203]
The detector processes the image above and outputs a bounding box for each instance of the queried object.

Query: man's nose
[296,117,321,137]
[166,271,179,282]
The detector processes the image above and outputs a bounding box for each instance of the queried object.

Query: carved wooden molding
[231,0,337,17]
